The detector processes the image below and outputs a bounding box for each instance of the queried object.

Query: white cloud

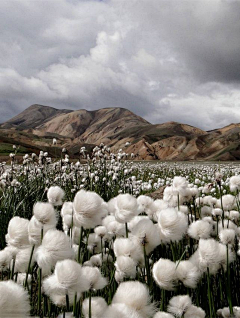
[0,0,240,129]
[148,85,240,130]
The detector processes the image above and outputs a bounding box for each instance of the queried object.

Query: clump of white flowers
[2,154,240,318]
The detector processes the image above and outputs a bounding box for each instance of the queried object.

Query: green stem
[10,257,15,280]
[175,248,187,269]
[24,244,35,288]
[227,245,233,315]
[109,267,116,287]
[78,227,83,263]
[219,184,224,227]
[207,268,213,318]
[89,291,92,318]
[160,289,165,311]
[43,295,48,317]
[125,222,128,238]
[73,293,77,316]
[38,267,42,315]
[143,244,151,287]
[82,230,90,264]
[70,210,74,246]
[170,241,176,262]
[48,298,51,318]
[101,237,103,260]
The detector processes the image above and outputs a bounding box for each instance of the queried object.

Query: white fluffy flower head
[114,193,140,223]
[167,295,192,317]
[112,281,156,318]
[6,216,29,248]
[0,280,30,316]
[47,186,65,206]
[152,258,177,291]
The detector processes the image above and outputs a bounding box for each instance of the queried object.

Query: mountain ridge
[3,104,73,129]
[1,104,240,161]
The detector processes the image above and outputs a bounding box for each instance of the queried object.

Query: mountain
[37,107,150,143]
[2,104,73,129]
[0,104,240,161]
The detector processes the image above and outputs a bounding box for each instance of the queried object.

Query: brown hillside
[1,104,240,161]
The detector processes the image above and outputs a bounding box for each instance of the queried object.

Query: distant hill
[1,104,240,161]
[2,104,73,129]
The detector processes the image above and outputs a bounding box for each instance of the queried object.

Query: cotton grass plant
[1,145,240,316]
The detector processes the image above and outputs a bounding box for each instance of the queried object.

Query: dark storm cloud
[1,0,240,130]
[154,0,240,83]
[0,101,20,124]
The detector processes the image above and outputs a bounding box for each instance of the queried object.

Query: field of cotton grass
[1,144,240,317]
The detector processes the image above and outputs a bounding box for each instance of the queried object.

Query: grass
[0,143,33,155]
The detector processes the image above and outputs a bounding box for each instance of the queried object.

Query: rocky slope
[37,107,150,143]
[2,104,73,129]
[1,104,240,161]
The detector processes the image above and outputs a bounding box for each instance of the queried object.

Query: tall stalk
[226,244,233,315]
[219,183,224,227]
[38,267,42,315]
[10,257,15,280]
[77,227,83,263]
[125,222,128,238]
[25,244,35,288]
[143,244,151,287]
[89,291,92,318]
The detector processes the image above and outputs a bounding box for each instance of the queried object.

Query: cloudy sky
[1,0,240,130]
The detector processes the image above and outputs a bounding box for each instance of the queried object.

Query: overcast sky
[1,0,240,130]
